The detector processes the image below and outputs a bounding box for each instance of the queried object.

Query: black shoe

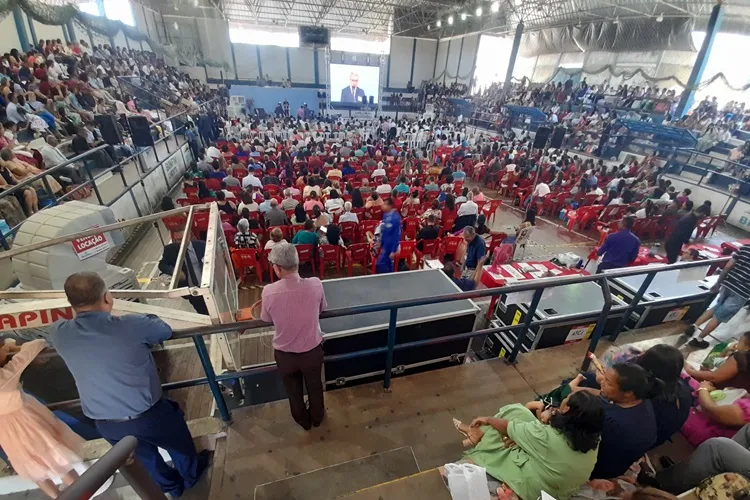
[659,456,676,469]
[184,450,211,489]
[637,470,660,488]
[688,338,710,349]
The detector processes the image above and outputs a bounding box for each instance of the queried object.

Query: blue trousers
[375,250,393,273]
[95,399,200,496]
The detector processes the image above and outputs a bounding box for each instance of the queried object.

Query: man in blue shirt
[444,256,487,291]
[596,216,640,273]
[53,273,208,497]
[393,177,410,195]
[461,226,486,276]
[376,198,402,273]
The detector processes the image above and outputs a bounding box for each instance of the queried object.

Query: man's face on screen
[350,74,359,89]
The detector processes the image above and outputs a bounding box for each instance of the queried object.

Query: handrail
[0,204,209,260]
[39,257,729,424]
[0,144,108,200]
[172,258,726,339]
[57,436,166,500]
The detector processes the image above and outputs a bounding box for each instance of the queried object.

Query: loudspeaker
[550,126,566,149]
[95,114,122,146]
[127,115,154,148]
[533,126,552,150]
[368,96,374,105]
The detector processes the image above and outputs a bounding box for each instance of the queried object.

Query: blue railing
[42,257,728,425]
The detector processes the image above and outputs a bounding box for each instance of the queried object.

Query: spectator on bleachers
[451,391,603,500]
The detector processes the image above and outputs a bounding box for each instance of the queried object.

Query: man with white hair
[371,162,386,179]
[339,201,359,223]
[261,243,328,430]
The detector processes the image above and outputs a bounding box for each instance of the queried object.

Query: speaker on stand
[532,126,552,150]
[127,115,154,173]
[550,126,566,149]
[94,114,123,146]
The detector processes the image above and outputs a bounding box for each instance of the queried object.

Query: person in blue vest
[376,197,402,273]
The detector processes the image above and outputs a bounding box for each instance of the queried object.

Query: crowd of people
[0,49,749,499]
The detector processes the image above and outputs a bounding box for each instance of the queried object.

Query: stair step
[253,446,420,500]
[338,469,451,499]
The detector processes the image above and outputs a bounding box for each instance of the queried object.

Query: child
[0,338,84,498]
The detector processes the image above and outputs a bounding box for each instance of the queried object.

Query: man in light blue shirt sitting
[53,272,208,497]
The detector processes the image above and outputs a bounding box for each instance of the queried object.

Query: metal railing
[39,257,727,425]
[57,436,166,500]
[0,97,220,250]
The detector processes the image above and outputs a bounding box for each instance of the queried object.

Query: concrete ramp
[253,446,420,500]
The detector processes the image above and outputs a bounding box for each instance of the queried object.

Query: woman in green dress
[449,391,603,500]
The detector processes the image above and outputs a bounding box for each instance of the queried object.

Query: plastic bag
[443,463,491,500]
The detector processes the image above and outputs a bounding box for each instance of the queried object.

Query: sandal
[453,418,484,447]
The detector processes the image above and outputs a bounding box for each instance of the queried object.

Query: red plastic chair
[176,198,198,207]
[220,213,233,225]
[340,221,359,243]
[366,206,383,221]
[441,214,456,236]
[345,243,371,276]
[418,238,442,261]
[205,178,222,191]
[488,231,508,255]
[318,244,342,278]
[231,169,249,180]
[192,212,210,236]
[395,241,417,270]
[184,186,198,198]
[402,216,420,240]
[162,214,188,241]
[266,185,281,196]
[295,244,317,274]
[232,248,263,283]
[442,235,463,261]
[695,215,723,239]
[360,220,379,239]
[482,199,502,224]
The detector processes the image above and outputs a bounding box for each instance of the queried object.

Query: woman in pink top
[303,191,324,211]
[682,379,750,447]
[0,339,85,497]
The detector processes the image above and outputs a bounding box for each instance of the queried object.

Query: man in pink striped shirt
[261,243,328,430]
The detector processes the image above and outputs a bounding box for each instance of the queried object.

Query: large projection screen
[330,63,380,104]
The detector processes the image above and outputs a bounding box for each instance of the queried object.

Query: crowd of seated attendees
[446,324,750,500]
[0,37,224,233]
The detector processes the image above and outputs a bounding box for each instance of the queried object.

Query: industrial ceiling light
[491,1,500,13]
[448,15,454,24]
[428,24,431,29]
[173,21,179,30]
[613,16,619,24]
[476,6,483,16]
[437,19,442,27]
[461,12,467,20]
[656,12,664,22]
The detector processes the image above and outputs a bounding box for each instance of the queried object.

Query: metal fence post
[84,160,104,205]
[582,277,613,371]
[609,271,656,342]
[192,335,232,423]
[508,288,544,364]
[383,308,398,392]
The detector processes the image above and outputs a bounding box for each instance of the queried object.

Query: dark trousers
[596,262,620,273]
[665,238,682,264]
[95,399,200,496]
[274,345,325,428]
